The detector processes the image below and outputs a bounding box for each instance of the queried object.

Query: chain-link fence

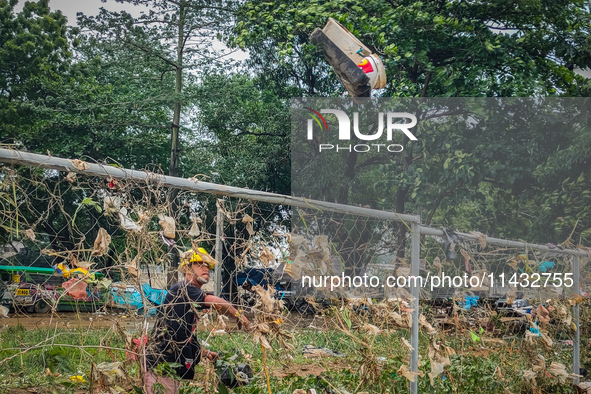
[0,148,589,394]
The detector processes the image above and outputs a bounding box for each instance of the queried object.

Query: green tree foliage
[78,0,236,178]
[188,72,290,194]
[0,0,172,168]
[0,0,70,141]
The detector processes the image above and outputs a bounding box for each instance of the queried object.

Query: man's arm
[203,294,251,330]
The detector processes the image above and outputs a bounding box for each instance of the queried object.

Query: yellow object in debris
[69,375,86,383]
[70,268,89,277]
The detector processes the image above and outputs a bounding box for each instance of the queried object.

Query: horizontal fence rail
[0,148,419,224]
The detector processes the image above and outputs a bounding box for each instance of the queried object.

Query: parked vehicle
[0,264,167,315]
[0,265,61,313]
[223,263,331,315]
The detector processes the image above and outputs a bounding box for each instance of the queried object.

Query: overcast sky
[15,0,249,61]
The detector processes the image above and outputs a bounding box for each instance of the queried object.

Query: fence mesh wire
[0,159,589,393]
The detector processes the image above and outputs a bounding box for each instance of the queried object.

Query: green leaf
[81,197,98,206]
[342,308,352,329]
[219,382,230,394]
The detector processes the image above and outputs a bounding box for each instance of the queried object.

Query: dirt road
[1,311,322,332]
[2,311,151,331]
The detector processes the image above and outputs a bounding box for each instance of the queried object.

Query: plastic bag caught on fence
[189,213,202,237]
[126,257,140,277]
[158,214,176,239]
[242,214,254,236]
[398,364,424,382]
[120,207,140,231]
[92,228,111,257]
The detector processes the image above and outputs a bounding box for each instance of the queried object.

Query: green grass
[0,323,586,394]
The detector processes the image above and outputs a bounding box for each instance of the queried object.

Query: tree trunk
[167,2,185,287]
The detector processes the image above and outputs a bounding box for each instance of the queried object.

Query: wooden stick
[261,343,272,394]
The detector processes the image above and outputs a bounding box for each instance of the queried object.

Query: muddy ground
[1,311,322,332]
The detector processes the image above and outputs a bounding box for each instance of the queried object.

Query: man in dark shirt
[144,248,251,394]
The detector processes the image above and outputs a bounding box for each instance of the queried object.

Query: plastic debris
[92,228,111,257]
[218,363,253,388]
[0,306,8,318]
[357,54,386,89]
[142,283,167,305]
[460,295,479,309]
[104,196,120,215]
[242,214,254,236]
[441,228,461,260]
[538,261,554,272]
[402,338,414,351]
[576,382,591,393]
[398,363,424,382]
[158,214,176,239]
[188,213,202,237]
[547,362,569,383]
[156,232,174,248]
[70,159,89,171]
[363,323,382,335]
[260,246,274,267]
[522,370,537,385]
[119,207,140,231]
[302,345,346,358]
[126,257,140,278]
[535,305,550,328]
[428,340,450,385]
[64,171,77,183]
[529,324,541,337]
[23,228,36,241]
[62,278,88,299]
[252,285,277,313]
[126,335,147,361]
[91,361,125,387]
[540,332,553,348]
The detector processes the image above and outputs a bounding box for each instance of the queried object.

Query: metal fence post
[410,222,421,394]
[573,256,585,385]
[214,199,224,296]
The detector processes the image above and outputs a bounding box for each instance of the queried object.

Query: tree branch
[482,177,505,187]
[356,156,392,169]
[126,40,179,69]
[420,71,433,97]
[234,128,287,137]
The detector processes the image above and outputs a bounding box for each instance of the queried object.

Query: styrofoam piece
[322,18,371,64]
[357,54,387,89]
